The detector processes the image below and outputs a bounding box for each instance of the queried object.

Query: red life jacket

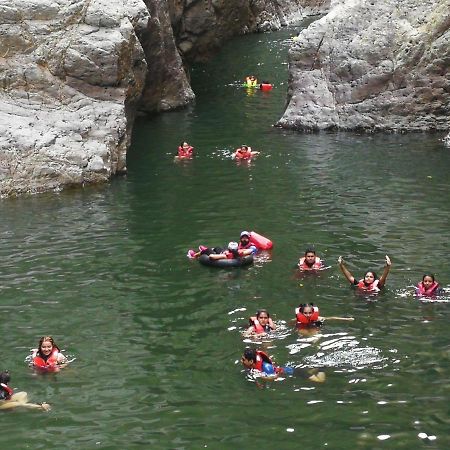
[253,350,273,372]
[295,306,320,324]
[0,383,13,400]
[235,149,252,159]
[298,257,323,270]
[416,281,440,296]
[178,145,193,158]
[249,316,275,334]
[33,347,60,370]
[357,279,380,292]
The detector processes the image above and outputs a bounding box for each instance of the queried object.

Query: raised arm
[378,255,392,288]
[338,256,355,284]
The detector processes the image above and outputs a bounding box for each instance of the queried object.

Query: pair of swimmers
[0,336,68,412]
[244,304,354,336]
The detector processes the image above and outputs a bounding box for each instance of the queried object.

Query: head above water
[256,309,270,320]
[38,336,57,356]
[304,248,316,257]
[0,370,10,385]
[422,274,436,288]
[298,303,315,314]
[363,271,378,284]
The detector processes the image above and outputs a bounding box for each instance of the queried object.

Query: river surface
[1,22,449,450]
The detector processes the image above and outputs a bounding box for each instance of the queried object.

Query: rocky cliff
[1,0,447,197]
[278,0,450,131]
[0,0,148,196]
[0,0,324,196]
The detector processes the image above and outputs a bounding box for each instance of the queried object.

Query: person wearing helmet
[208,242,253,260]
[238,231,257,254]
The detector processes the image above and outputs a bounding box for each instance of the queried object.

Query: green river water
[1,23,449,450]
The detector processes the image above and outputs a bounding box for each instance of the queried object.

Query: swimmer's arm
[378,255,392,288]
[320,316,354,321]
[208,253,227,260]
[338,256,355,284]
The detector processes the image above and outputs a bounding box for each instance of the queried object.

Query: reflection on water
[1,22,449,450]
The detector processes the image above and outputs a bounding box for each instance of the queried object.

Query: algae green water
[1,23,449,449]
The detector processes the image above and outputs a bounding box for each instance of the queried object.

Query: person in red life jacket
[208,242,253,261]
[244,309,276,336]
[176,141,194,159]
[0,370,50,411]
[295,303,322,327]
[241,348,325,383]
[232,145,260,160]
[298,248,324,271]
[415,274,443,297]
[238,231,258,255]
[31,336,67,371]
[338,255,392,293]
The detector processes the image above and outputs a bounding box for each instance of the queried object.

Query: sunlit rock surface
[278,0,450,131]
[0,0,148,196]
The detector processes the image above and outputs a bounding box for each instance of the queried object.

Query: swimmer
[31,336,68,371]
[244,309,276,336]
[294,303,354,335]
[176,141,194,159]
[416,274,443,297]
[232,145,260,160]
[298,248,324,270]
[241,348,325,383]
[338,255,392,293]
[0,371,50,411]
[208,242,252,261]
[244,75,258,87]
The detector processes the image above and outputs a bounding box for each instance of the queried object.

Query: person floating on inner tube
[208,242,252,261]
[233,145,260,160]
[176,141,194,159]
[0,370,50,411]
[338,255,392,293]
[238,231,258,255]
[415,273,443,298]
[298,248,324,271]
[244,309,276,336]
[31,336,68,371]
[241,348,325,384]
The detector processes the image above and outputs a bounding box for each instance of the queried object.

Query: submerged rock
[278,0,450,131]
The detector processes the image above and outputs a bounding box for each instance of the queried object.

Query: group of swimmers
[175,141,260,161]
[194,243,443,383]
[0,336,68,412]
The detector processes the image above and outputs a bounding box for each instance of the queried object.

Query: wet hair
[298,303,315,313]
[0,370,10,385]
[243,348,271,364]
[256,309,270,319]
[364,270,378,280]
[37,336,60,357]
[180,141,188,147]
[422,273,435,282]
[304,248,316,256]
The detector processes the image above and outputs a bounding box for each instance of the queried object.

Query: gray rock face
[170,0,329,62]
[278,0,450,131]
[0,0,148,196]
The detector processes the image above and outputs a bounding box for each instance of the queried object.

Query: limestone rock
[0,0,148,197]
[278,0,450,131]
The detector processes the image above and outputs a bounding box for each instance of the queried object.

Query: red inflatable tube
[250,231,273,250]
[260,83,273,91]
